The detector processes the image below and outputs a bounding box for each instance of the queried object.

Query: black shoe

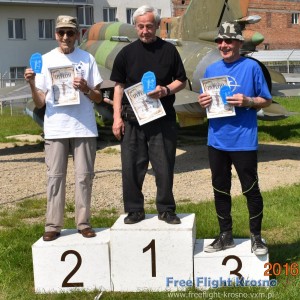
[158,211,181,224]
[43,231,60,242]
[251,233,268,256]
[78,227,96,238]
[124,212,145,224]
[204,231,235,253]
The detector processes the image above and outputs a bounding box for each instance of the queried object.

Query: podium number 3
[222,255,243,279]
[143,239,156,277]
[61,250,84,287]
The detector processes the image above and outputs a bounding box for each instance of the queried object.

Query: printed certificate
[124,82,166,125]
[50,65,80,106]
[200,76,235,119]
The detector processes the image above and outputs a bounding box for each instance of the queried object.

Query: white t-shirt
[35,47,102,139]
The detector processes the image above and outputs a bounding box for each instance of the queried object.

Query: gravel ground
[0,140,299,213]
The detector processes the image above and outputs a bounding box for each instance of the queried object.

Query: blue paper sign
[141,71,156,94]
[30,53,43,73]
[220,85,233,104]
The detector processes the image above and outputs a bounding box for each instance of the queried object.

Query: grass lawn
[0,184,299,299]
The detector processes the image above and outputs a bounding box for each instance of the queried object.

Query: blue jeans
[208,146,264,235]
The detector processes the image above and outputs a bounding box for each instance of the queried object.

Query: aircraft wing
[272,83,300,97]
[174,88,291,125]
[98,65,115,89]
[18,0,296,129]
[257,101,293,121]
[0,84,31,101]
[174,89,206,126]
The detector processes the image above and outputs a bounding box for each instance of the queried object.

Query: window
[103,7,117,22]
[126,8,136,24]
[126,8,161,24]
[292,13,299,24]
[78,5,93,25]
[10,66,26,80]
[8,19,25,39]
[39,19,55,39]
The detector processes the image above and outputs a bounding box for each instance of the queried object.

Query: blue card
[30,52,43,73]
[220,85,233,104]
[141,71,156,94]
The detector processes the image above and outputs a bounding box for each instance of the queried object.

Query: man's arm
[226,94,272,109]
[83,83,103,104]
[112,82,125,140]
[164,79,186,96]
[147,79,187,99]
[24,68,46,109]
[245,96,272,109]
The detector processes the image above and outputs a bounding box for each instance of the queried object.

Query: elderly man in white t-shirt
[24,15,103,241]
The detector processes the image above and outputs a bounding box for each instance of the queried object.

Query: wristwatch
[165,86,171,96]
[248,97,255,108]
[84,89,92,96]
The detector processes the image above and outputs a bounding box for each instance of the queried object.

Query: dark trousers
[208,146,264,235]
[121,117,177,213]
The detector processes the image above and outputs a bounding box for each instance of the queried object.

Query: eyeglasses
[56,30,76,37]
[216,39,234,44]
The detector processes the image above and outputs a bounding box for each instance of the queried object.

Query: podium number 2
[61,250,84,287]
[143,239,156,277]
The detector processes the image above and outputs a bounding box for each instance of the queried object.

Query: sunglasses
[216,39,234,44]
[56,30,76,37]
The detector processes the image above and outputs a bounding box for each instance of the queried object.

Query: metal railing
[0,98,30,116]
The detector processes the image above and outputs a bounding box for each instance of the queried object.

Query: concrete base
[110,213,196,291]
[194,239,271,289]
[32,228,111,293]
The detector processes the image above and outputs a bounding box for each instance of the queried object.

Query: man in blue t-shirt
[198,21,272,256]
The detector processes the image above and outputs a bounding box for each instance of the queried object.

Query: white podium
[32,228,111,293]
[110,213,196,291]
[194,239,271,289]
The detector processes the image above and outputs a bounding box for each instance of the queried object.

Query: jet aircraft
[22,0,292,128]
[78,0,291,127]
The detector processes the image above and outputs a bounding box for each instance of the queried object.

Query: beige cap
[56,15,78,29]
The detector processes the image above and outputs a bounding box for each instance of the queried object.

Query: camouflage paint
[77,0,288,127]
[81,22,138,70]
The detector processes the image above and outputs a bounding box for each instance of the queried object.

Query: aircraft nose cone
[251,31,264,45]
[243,29,264,47]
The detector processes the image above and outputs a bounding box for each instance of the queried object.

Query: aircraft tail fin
[160,0,249,42]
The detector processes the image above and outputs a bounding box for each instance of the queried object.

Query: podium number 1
[143,239,156,277]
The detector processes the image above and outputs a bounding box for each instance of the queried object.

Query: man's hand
[112,117,125,140]
[198,92,212,108]
[147,85,167,99]
[24,68,36,85]
[226,93,249,107]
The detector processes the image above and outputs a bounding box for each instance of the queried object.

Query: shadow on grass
[258,123,300,141]
[269,240,300,263]
[0,142,44,156]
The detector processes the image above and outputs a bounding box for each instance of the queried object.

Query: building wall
[247,0,300,50]
[172,0,190,16]
[0,4,76,77]
[93,0,172,23]
[172,0,300,50]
